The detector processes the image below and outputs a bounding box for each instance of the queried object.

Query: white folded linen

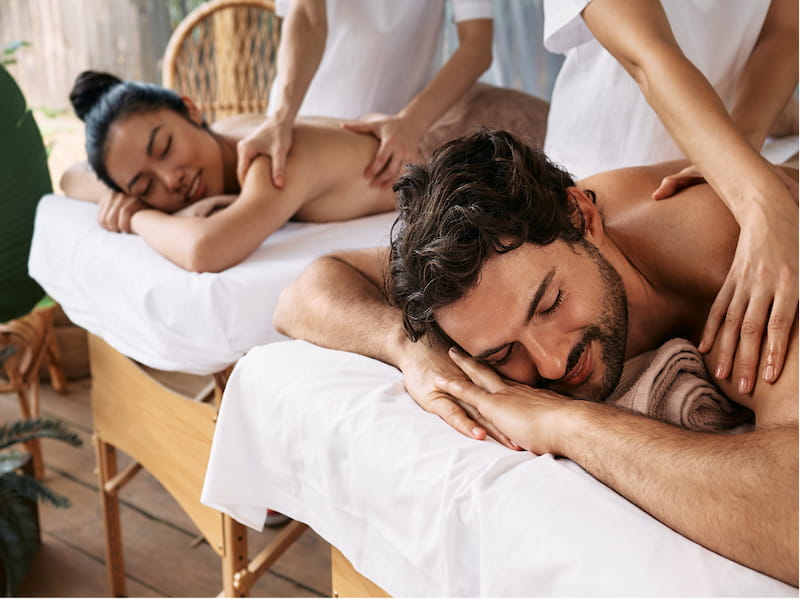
[28,194,397,374]
[202,340,796,597]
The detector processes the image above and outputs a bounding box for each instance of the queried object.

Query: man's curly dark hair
[387,127,591,343]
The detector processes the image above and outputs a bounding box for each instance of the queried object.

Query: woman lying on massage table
[60,71,398,273]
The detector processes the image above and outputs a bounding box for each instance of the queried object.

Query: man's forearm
[564,403,799,585]
[273,253,411,368]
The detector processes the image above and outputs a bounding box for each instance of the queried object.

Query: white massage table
[28,193,398,596]
[203,340,797,597]
[199,134,799,597]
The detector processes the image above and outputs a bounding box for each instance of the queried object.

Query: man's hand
[433,347,576,455]
[341,112,423,189]
[97,191,148,233]
[397,339,520,450]
[236,117,293,188]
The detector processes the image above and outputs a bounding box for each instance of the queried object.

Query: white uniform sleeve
[543,0,593,54]
[452,0,494,22]
[274,0,291,18]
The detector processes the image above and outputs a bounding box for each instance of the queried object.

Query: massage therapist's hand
[396,338,520,450]
[434,347,576,455]
[97,190,147,234]
[704,181,798,393]
[652,164,706,199]
[654,166,799,392]
[236,116,293,188]
[341,112,424,190]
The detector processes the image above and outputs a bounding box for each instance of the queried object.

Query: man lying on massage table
[274,128,799,585]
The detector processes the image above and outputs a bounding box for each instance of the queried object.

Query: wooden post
[93,435,127,597]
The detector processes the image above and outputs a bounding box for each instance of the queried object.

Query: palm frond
[0,418,82,451]
[0,472,69,507]
[0,491,38,594]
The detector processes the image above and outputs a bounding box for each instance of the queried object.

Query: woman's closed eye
[160,135,172,158]
[140,178,154,199]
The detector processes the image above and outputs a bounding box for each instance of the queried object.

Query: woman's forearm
[729,0,799,148]
[583,0,795,223]
[60,161,108,202]
[397,19,493,135]
[270,0,327,123]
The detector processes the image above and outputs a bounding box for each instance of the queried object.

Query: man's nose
[522,329,568,382]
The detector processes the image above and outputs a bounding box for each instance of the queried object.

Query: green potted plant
[0,418,81,595]
[0,41,51,324]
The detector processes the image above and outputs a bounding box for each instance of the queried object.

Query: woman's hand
[97,191,148,233]
[433,347,576,455]
[652,164,706,199]
[701,190,798,392]
[654,165,798,392]
[397,339,520,450]
[341,112,423,189]
[236,117,294,188]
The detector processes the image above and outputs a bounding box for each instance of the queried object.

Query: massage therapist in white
[236,0,494,190]
[542,0,798,407]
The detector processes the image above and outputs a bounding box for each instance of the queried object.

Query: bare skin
[61,107,396,273]
[273,160,799,584]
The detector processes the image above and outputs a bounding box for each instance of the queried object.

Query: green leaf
[0,418,82,451]
[0,472,69,508]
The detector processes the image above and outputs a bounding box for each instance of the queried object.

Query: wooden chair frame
[0,305,67,479]
[162,0,280,121]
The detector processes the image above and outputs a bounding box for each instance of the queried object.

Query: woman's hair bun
[69,71,123,121]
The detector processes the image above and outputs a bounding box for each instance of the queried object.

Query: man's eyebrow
[525,267,556,323]
[126,125,161,191]
[473,267,556,361]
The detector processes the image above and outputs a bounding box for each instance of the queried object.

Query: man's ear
[567,186,605,245]
[181,96,204,126]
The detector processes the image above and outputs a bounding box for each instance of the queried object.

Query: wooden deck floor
[0,375,332,597]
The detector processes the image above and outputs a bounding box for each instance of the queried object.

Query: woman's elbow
[181,235,227,273]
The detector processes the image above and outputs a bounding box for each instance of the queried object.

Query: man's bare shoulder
[585,162,739,303]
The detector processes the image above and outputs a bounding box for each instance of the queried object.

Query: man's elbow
[273,281,300,336]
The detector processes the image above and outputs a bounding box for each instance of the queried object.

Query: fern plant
[0,418,81,595]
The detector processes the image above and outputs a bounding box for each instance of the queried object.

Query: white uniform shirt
[269,0,494,119]
[543,0,771,178]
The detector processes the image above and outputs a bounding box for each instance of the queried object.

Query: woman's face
[103,104,225,213]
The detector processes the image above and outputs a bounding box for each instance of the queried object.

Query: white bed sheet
[28,194,397,374]
[202,340,796,597]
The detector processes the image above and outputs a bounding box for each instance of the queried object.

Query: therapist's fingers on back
[367,142,392,182]
[733,292,772,394]
[711,287,749,382]
[270,149,287,189]
[699,277,735,353]
[764,290,797,383]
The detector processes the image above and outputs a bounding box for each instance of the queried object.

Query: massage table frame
[89,333,309,596]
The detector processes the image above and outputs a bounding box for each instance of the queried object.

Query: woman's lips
[188,172,205,203]
[562,342,592,387]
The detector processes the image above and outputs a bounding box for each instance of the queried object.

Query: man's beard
[546,239,628,402]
